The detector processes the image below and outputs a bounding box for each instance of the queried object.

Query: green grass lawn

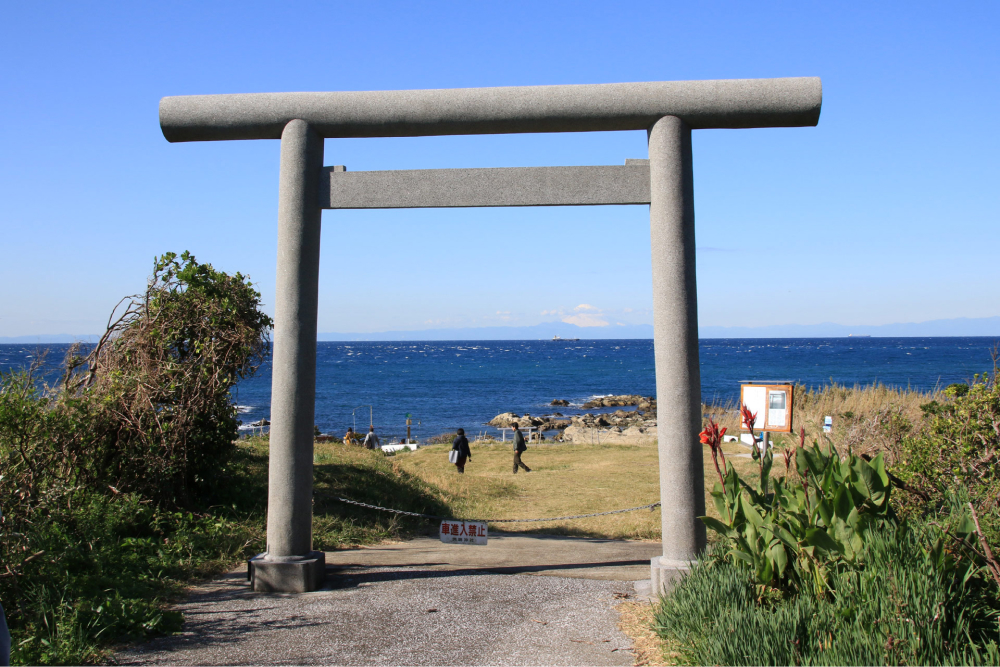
[318,437,768,541]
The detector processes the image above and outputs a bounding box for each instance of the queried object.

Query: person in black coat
[452,428,472,473]
[512,422,531,474]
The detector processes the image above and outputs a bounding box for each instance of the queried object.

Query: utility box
[739,383,794,433]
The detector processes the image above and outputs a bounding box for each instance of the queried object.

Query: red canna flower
[740,404,758,433]
[700,418,728,488]
[783,426,805,472]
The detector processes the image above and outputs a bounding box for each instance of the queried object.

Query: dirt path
[117,534,661,666]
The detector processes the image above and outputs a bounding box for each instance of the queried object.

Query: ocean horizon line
[4,335,1000,345]
[3,315,1000,344]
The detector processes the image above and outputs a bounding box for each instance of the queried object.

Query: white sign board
[739,383,794,433]
[768,390,787,428]
[439,520,488,545]
[741,386,767,428]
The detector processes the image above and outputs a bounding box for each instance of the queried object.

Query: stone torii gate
[159,77,822,593]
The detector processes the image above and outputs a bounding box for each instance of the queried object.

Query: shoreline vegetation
[4,267,999,667]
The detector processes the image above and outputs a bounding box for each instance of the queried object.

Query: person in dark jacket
[452,428,472,473]
[512,423,531,474]
[362,425,380,450]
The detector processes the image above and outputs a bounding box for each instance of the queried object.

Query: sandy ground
[117,534,662,666]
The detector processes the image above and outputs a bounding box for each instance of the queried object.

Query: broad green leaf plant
[700,406,898,597]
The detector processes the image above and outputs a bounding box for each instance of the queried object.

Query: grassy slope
[391,441,662,539]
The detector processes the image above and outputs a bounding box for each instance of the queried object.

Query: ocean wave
[236,405,255,413]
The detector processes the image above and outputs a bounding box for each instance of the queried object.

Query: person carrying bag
[451,428,472,473]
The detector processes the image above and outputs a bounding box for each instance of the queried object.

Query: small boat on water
[552,335,580,341]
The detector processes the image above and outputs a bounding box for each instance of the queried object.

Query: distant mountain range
[318,322,655,341]
[699,316,1000,339]
[0,334,101,344]
[4,316,999,344]
[316,316,1000,341]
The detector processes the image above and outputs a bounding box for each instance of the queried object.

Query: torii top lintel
[159,77,821,143]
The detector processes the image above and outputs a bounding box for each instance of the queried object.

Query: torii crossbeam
[160,77,822,593]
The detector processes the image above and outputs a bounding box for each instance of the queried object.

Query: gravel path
[117,569,636,665]
[118,535,659,665]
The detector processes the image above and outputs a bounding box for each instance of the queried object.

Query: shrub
[896,364,1000,510]
[76,251,272,504]
[0,251,272,664]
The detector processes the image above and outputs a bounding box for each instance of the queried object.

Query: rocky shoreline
[487,394,657,444]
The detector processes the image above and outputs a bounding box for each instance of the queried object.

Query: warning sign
[439,520,488,545]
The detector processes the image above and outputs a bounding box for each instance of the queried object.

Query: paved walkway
[118,534,661,666]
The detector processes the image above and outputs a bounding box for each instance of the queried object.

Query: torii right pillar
[648,114,705,594]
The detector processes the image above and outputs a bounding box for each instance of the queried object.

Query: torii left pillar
[249,119,327,592]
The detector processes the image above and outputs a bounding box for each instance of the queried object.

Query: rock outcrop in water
[487,412,571,431]
[563,408,657,444]
[581,395,656,411]
[486,405,656,445]
[487,393,660,445]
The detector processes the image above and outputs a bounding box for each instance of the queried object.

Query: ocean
[1,337,996,442]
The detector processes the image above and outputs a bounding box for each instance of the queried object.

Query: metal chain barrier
[317,492,660,523]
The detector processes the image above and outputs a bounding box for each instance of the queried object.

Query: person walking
[362,425,380,450]
[452,428,472,473]
[512,422,531,474]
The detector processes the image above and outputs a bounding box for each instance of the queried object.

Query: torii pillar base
[649,557,690,596]
[249,551,326,593]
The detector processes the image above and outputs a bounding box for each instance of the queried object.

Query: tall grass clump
[655,512,1000,665]
[704,381,941,458]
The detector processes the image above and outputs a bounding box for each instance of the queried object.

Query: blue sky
[1,1,997,337]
